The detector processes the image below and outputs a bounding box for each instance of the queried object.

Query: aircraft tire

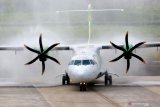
[80,83,87,91]
[83,85,86,91]
[62,75,66,85]
[66,74,70,85]
[105,75,108,86]
[80,84,83,91]
[108,75,112,85]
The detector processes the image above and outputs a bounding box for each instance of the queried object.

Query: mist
[0,0,160,86]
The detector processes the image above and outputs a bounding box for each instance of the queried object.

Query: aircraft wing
[53,46,71,50]
[101,45,117,49]
[0,46,71,51]
[100,42,160,73]
[101,42,160,50]
[0,46,24,51]
[1,42,160,51]
[139,42,160,48]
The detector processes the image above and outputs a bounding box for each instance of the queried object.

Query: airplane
[0,4,160,91]
[22,32,160,91]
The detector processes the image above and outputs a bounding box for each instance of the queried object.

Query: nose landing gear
[62,73,70,85]
[80,83,87,91]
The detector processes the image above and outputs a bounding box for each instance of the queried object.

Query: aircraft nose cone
[68,66,97,83]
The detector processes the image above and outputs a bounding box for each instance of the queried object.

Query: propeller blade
[110,41,126,52]
[45,55,61,65]
[25,56,39,65]
[25,34,61,75]
[42,61,45,75]
[110,53,125,62]
[129,42,146,52]
[131,53,146,64]
[39,34,44,52]
[126,59,130,73]
[125,31,129,50]
[24,44,40,54]
[43,43,60,54]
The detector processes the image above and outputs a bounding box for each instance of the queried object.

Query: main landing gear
[104,72,112,86]
[80,83,87,91]
[62,73,70,85]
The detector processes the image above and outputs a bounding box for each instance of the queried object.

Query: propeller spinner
[110,31,146,73]
[24,34,60,75]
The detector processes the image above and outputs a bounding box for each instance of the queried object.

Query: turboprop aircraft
[0,4,160,91]
[23,32,160,91]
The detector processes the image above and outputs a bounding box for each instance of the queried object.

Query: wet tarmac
[0,76,160,107]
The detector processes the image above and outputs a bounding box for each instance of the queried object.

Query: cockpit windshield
[68,59,97,66]
[82,60,90,65]
[90,60,96,65]
[68,60,74,65]
[74,60,81,65]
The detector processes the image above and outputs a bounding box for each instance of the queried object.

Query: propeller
[24,33,60,75]
[110,31,146,73]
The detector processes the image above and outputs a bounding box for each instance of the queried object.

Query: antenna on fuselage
[56,4,124,44]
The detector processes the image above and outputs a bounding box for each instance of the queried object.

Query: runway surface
[0,76,160,107]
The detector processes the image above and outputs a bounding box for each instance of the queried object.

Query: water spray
[56,5,124,44]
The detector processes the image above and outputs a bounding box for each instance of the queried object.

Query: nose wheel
[105,73,112,86]
[80,83,87,91]
[62,73,70,85]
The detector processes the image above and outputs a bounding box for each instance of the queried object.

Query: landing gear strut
[62,73,70,85]
[104,72,112,86]
[80,83,87,91]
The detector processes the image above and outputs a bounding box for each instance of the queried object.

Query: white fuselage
[67,45,101,83]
